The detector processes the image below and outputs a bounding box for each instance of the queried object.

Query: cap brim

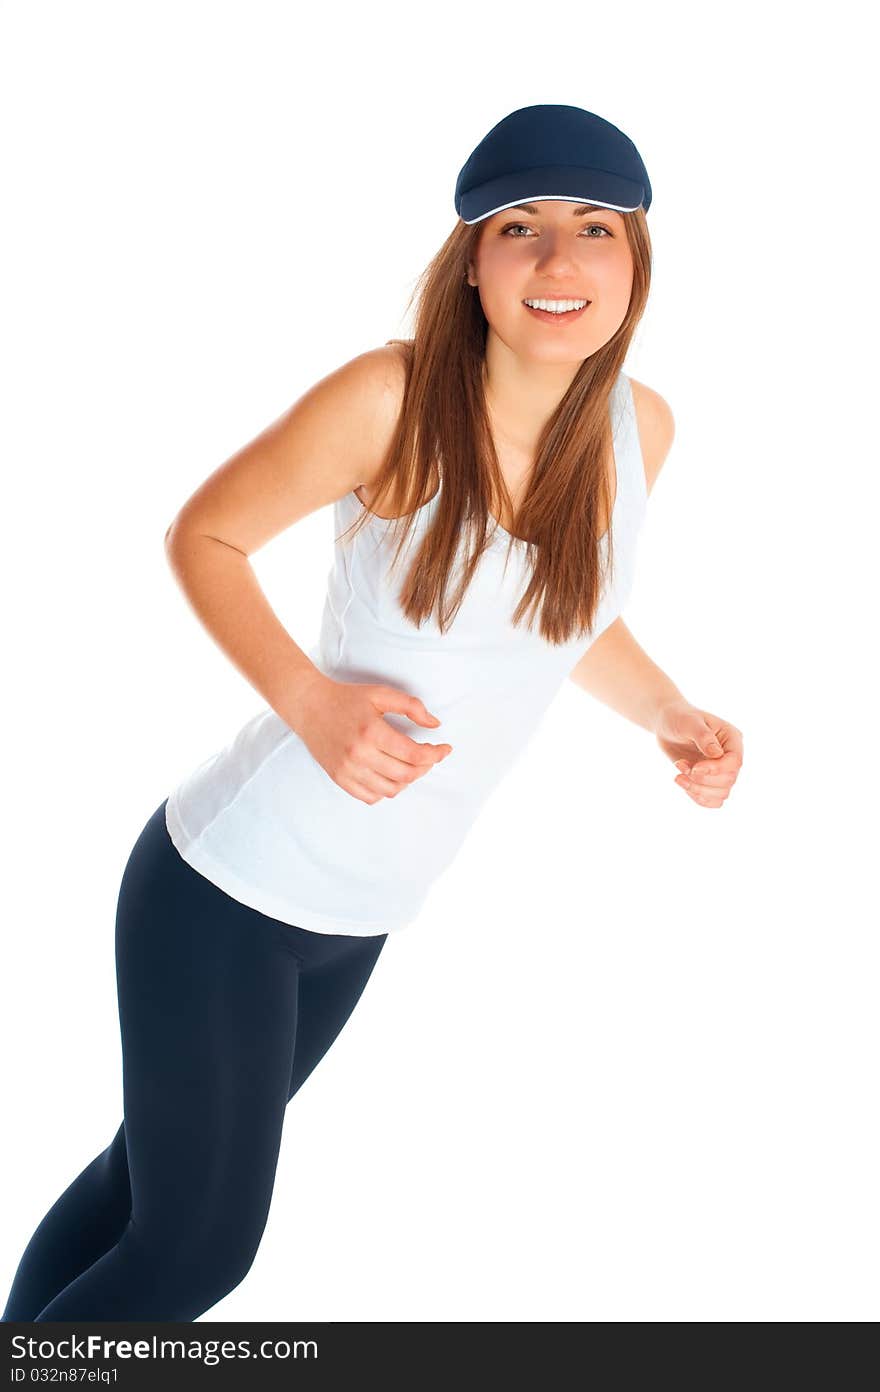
[457,164,647,223]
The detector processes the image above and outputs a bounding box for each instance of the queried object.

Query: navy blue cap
[454,104,652,224]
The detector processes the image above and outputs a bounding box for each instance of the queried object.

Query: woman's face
[466,200,634,365]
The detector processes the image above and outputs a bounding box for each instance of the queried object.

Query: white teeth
[524,298,588,313]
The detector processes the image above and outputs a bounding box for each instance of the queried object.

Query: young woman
[2,104,743,1323]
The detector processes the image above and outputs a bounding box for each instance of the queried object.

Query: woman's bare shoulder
[164,342,415,557]
[365,339,412,403]
[627,376,676,496]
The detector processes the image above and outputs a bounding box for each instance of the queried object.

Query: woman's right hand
[291,674,453,804]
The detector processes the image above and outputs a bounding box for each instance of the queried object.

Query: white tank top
[165,370,647,936]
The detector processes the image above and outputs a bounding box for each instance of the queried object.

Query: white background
[1,0,876,1323]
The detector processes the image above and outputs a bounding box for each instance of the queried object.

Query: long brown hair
[340,207,652,645]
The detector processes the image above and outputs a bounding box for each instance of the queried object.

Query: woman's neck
[481,340,582,455]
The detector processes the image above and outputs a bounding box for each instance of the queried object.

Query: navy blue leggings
[1,799,388,1322]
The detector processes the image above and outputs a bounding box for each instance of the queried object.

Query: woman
[2,104,743,1322]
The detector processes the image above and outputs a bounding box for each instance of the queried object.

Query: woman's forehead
[487,200,624,222]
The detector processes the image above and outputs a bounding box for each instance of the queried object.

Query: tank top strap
[610,371,648,516]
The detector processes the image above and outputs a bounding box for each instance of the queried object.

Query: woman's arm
[567,377,682,730]
[568,617,686,732]
[164,345,405,735]
[569,384,743,805]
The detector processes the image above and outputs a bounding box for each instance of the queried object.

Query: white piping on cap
[463,193,641,224]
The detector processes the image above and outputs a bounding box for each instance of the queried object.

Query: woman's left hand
[654,699,744,808]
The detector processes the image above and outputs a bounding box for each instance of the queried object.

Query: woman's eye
[500,222,612,238]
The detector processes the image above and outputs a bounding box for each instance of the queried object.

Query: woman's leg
[285,925,388,1103]
[2,800,387,1322]
[1,1124,132,1323]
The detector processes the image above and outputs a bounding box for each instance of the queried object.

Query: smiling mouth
[522,300,591,322]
